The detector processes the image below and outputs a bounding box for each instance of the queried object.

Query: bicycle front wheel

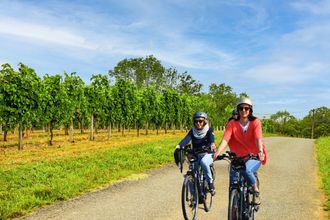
[203,179,213,212]
[182,175,199,220]
[228,188,241,220]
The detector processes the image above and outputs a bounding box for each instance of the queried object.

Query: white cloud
[243,20,330,85]
[0,18,96,49]
[245,60,326,84]
[291,0,330,15]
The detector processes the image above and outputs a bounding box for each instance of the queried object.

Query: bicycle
[177,144,216,220]
[217,151,260,220]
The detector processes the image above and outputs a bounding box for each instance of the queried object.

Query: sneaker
[209,182,216,196]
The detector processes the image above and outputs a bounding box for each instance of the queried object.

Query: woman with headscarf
[176,112,216,195]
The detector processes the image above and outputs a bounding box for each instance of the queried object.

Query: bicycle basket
[174,148,184,166]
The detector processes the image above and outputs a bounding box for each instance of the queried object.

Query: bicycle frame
[217,151,259,220]
[179,145,215,220]
[185,151,207,203]
[230,163,250,219]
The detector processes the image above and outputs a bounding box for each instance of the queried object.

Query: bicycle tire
[203,178,213,212]
[211,164,216,179]
[182,175,198,220]
[251,208,256,220]
[228,188,241,220]
[244,190,255,220]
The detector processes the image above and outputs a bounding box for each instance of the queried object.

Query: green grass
[0,137,181,219]
[315,136,330,211]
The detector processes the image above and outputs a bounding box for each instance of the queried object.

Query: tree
[142,55,165,90]
[177,72,203,95]
[179,95,196,131]
[104,87,116,139]
[132,90,143,137]
[270,111,295,134]
[153,94,165,135]
[161,89,180,133]
[207,83,237,128]
[141,86,158,135]
[111,79,137,136]
[63,72,86,142]
[85,74,110,140]
[0,63,41,149]
[41,74,69,145]
[305,107,330,138]
[163,67,179,89]
[261,118,275,134]
[109,55,165,90]
[0,64,17,142]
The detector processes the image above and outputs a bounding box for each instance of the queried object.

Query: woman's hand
[258,150,265,161]
[213,149,220,161]
[213,139,228,161]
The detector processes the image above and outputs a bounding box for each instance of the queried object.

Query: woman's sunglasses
[194,120,205,124]
[238,106,250,111]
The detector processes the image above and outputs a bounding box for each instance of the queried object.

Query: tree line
[263,107,330,139]
[1,55,328,149]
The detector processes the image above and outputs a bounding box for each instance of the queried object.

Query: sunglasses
[194,120,205,124]
[238,106,250,111]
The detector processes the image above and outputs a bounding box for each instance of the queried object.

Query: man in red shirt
[213,97,267,197]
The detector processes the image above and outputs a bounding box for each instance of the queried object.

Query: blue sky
[0,0,329,119]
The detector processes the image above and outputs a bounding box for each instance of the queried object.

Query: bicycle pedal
[254,205,260,212]
[209,189,216,196]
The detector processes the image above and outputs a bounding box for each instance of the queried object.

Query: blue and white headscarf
[192,124,209,139]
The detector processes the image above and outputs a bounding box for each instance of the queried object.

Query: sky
[0,0,329,119]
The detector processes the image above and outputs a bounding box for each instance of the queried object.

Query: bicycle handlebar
[215,151,260,161]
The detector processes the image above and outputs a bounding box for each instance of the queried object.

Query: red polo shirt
[223,118,267,165]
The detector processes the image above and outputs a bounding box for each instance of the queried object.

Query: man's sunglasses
[238,106,251,111]
[194,120,205,124]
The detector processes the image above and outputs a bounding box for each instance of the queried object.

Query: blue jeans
[230,159,261,186]
[195,153,214,183]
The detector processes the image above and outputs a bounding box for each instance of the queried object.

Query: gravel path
[19,137,327,220]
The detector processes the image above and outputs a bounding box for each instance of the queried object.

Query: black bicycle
[217,151,260,220]
[177,144,216,220]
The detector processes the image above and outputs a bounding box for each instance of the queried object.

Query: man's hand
[176,144,180,149]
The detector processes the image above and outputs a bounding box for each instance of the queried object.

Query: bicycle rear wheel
[182,175,198,220]
[228,188,241,220]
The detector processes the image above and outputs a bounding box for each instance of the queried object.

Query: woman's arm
[213,121,233,160]
[213,138,228,160]
[209,128,216,150]
[176,131,192,149]
[254,119,265,161]
[256,138,265,161]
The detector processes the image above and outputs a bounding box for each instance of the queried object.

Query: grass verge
[0,137,181,219]
[315,136,330,211]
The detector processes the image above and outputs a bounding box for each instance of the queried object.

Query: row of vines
[0,56,242,149]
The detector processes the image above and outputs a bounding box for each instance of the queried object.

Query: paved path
[20,137,327,220]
